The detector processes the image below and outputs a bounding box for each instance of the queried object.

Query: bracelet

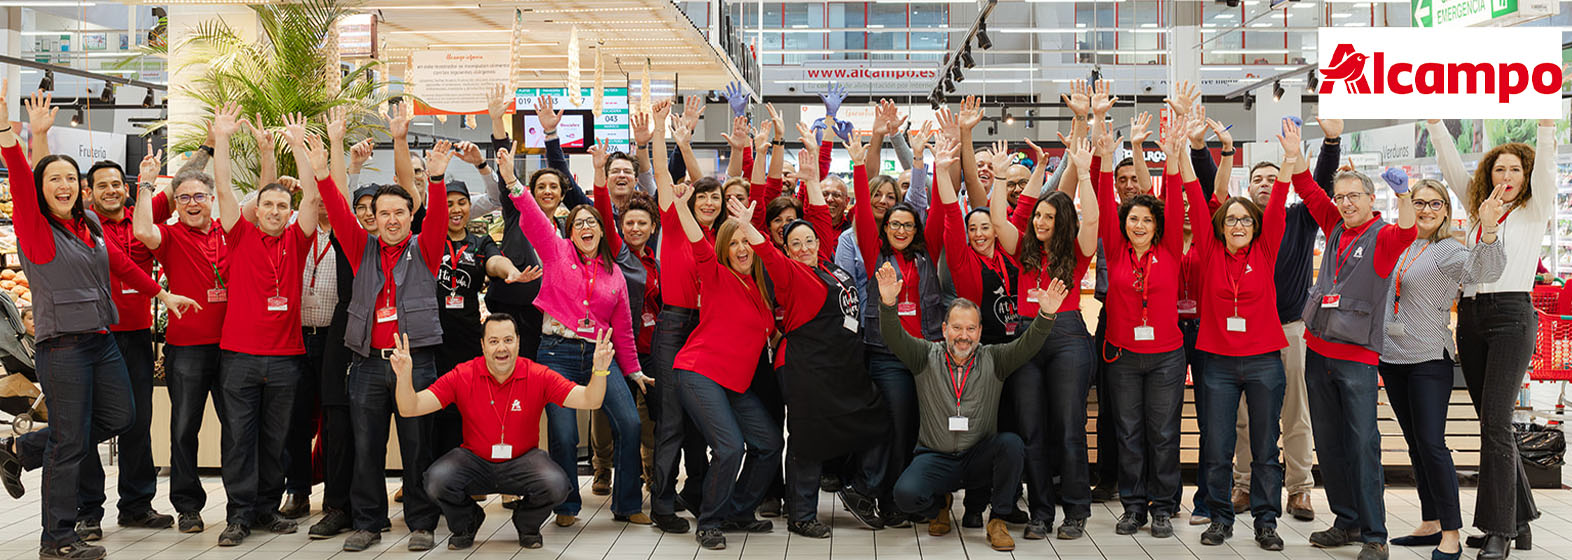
[0,126,11,133]
[139,181,155,191]
[201,145,215,156]
[543,129,557,137]
[593,370,612,377]
[429,173,445,183]
[1324,138,1341,145]
[1220,148,1236,157]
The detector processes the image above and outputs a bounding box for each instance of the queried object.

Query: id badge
[896,302,918,317]
[1386,322,1407,336]
[207,288,228,303]
[642,312,657,327]
[576,318,596,335]
[1026,294,1037,303]
[491,443,513,460]
[266,296,289,312]
[843,315,859,332]
[1177,299,1198,316]
[1226,316,1247,332]
[444,295,464,309]
[948,416,969,432]
[1321,294,1341,308]
[1004,322,1018,336]
[1133,325,1155,341]
[375,306,398,323]
[121,287,139,295]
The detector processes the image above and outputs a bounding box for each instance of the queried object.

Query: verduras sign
[1317,27,1565,119]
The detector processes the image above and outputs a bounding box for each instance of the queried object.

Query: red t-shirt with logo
[220,218,311,355]
[151,220,229,346]
[427,357,578,462]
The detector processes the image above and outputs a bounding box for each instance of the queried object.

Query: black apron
[978,251,1022,345]
[778,262,889,462]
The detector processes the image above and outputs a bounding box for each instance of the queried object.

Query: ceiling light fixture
[1272,80,1285,101]
[142,88,156,108]
[975,23,992,50]
[99,82,115,103]
[70,105,84,126]
[959,47,975,69]
[39,70,54,92]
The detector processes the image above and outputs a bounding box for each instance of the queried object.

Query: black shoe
[1023,520,1049,540]
[881,510,912,528]
[177,512,204,534]
[838,486,884,530]
[1310,526,1362,548]
[1115,513,1147,535]
[255,514,298,534]
[1057,518,1086,540]
[1467,524,1532,551]
[819,474,842,494]
[720,517,772,533]
[1200,522,1233,545]
[39,540,105,560]
[673,494,692,514]
[118,509,174,529]
[519,532,543,549]
[73,520,101,542]
[696,528,727,550]
[217,523,250,547]
[447,532,475,550]
[309,509,351,539]
[961,510,984,529]
[1090,485,1118,503]
[757,498,782,518]
[279,493,310,519]
[1480,535,1512,560]
[1256,526,1285,551]
[652,512,690,534]
[0,436,23,499]
[342,529,380,551]
[1392,533,1444,547]
[1151,515,1174,538]
[408,529,434,551]
[995,508,1030,524]
[788,519,832,538]
[1359,542,1390,560]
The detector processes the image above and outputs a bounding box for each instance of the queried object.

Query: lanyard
[308,234,331,289]
[486,373,519,445]
[1392,241,1431,316]
[580,256,598,320]
[262,235,288,298]
[204,226,226,289]
[377,242,405,309]
[1331,222,1374,282]
[1128,248,1155,326]
[943,350,975,413]
[978,249,1013,299]
[1223,249,1250,317]
[1475,207,1513,243]
[446,238,470,292]
[895,253,919,305]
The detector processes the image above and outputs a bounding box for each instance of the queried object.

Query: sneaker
[881,510,912,529]
[838,486,884,530]
[1256,526,1285,551]
[1115,513,1147,535]
[308,509,351,539]
[788,519,832,538]
[1151,515,1174,538]
[118,509,174,529]
[519,532,544,549]
[1311,526,1363,548]
[652,512,690,534]
[278,493,310,519]
[342,529,381,552]
[39,540,105,560]
[696,528,726,550]
[819,474,842,493]
[447,532,475,550]
[614,512,653,525]
[1057,518,1086,540]
[757,498,782,518]
[961,510,984,529]
[73,520,102,542]
[408,529,434,551]
[255,514,297,534]
[554,514,577,527]
[0,436,24,499]
[591,469,611,496]
[1023,519,1050,540]
[217,523,249,547]
[719,517,772,533]
[1359,542,1390,560]
[177,512,204,534]
[1200,521,1233,545]
[986,519,1016,552]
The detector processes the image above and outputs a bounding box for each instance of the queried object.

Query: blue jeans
[348,350,440,532]
[218,351,300,526]
[1179,319,1214,520]
[538,335,644,516]
[163,343,225,514]
[892,433,1025,519]
[1305,349,1386,543]
[1381,358,1462,531]
[677,368,783,530]
[1007,312,1094,523]
[647,306,708,515]
[867,351,918,514]
[17,332,134,546]
[78,329,157,521]
[1104,347,1185,517]
[1200,351,1285,529]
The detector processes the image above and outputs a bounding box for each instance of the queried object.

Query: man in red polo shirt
[392,314,611,551]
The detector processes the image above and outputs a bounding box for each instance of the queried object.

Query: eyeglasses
[1412,199,1447,212]
[1006,180,1029,189]
[175,193,210,205]
[571,218,599,229]
[886,221,917,232]
[1223,216,1255,227]
[1331,192,1367,204]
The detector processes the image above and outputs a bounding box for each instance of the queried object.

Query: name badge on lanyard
[491,443,513,460]
[1004,321,1018,336]
[1176,299,1198,315]
[948,416,970,431]
[642,312,657,328]
[1321,294,1341,308]
[207,288,228,303]
[444,294,464,309]
[1226,316,1247,332]
[1133,325,1155,341]
[1386,322,1407,336]
[843,315,859,332]
[375,306,398,323]
[576,318,597,335]
[897,302,918,317]
[267,296,289,312]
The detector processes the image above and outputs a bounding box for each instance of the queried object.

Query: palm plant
[163,0,399,191]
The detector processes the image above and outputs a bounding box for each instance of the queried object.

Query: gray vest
[1302,222,1391,353]
[613,245,648,329]
[862,251,948,351]
[21,217,118,342]
[344,234,443,357]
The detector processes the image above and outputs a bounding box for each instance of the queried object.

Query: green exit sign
[1413,0,1522,27]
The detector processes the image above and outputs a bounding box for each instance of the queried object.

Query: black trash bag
[1514,422,1566,469]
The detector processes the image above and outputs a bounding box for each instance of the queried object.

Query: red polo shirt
[96,193,170,331]
[1185,176,1290,357]
[427,357,578,462]
[658,205,712,310]
[674,234,774,392]
[151,219,229,346]
[220,217,311,355]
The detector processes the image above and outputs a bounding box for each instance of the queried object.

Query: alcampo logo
[1318,42,1563,103]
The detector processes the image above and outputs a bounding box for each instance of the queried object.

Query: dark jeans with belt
[1200,351,1285,529]
[1104,346,1185,518]
[1092,308,1119,489]
[867,351,918,516]
[648,306,709,516]
[538,334,644,516]
[1179,319,1214,520]
[18,332,134,547]
[284,326,330,498]
[1305,349,1386,543]
[164,343,225,515]
[424,448,570,538]
[1008,312,1094,523]
[892,433,1026,519]
[218,351,301,527]
[677,368,783,531]
[78,328,157,522]
[317,315,355,514]
[1458,293,1539,536]
[348,348,440,532]
[1381,357,1462,531]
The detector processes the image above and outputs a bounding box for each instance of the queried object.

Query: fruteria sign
[1316,27,1564,119]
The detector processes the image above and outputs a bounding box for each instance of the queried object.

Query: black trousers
[1457,294,1540,536]
[283,327,330,497]
[1381,357,1463,531]
[77,329,157,521]
[218,351,301,526]
[424,448,570,538]
[348,350,441,532]
[163,343,225,515]
[648,306,710,516]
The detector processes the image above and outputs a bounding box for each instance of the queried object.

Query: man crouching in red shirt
[389,313,611,550]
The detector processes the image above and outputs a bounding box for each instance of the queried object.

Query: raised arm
[1529,119,1558,222]
[934,137,977,291]
[891,122,914,171]
[388,101,423,208]
[1128,111,1154,194]
[1211,118,1236,202]
[560,329,616,409]
[132,150,166,250]
[671,178,705,243]
[324,105,350,194]
[904,123,935,214]
[956,96,988,207]
[534,95,590,209]
[847,135,881,279]
[1314,117,1344,193]
[214,104,244,232]
[1423,118,1469,200]
[1161,130,1195,257]
[653,101,677,211]
[630,107,656,198]
[21,91,56,167]
[991,144,1023,256]
[867,99,905,178]
[874,263,932,373]
[280,113,321,237]
[590,141,622,255]
[723,115,749,179]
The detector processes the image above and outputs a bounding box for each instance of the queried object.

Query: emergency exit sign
[1412,0,1556,27]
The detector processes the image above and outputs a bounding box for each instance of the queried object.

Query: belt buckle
[380,348,396,361]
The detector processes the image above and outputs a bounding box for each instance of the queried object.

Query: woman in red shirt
[989,135,1099,539]
[1099,120,1209,539]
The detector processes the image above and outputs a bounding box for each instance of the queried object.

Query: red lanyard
[895,253,919,305]
[1392,241,1431,316]
[1475,207,1512,242]
[486,373,519,444]
[446,238,469,292]
[308,234,331,288]
[979,249,1013,298]
[581,256,598,320]
[1331,223,1370,282]
[262,235,288,298]
[1129,248,1155,325]
[944,351,975,411]
[1223,249,1250,315]
[377,242,404,308]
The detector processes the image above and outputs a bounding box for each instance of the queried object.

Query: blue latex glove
[820,83,848,119]
[1381,167,1410,194]
[724,81,749,118]
[810,116,854,144]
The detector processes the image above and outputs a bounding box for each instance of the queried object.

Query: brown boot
[1287,492,1315,521]
[591,469,612,496]
[987,519,1016,551]
[1230,488,1249,514]
[928,495,953,536]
